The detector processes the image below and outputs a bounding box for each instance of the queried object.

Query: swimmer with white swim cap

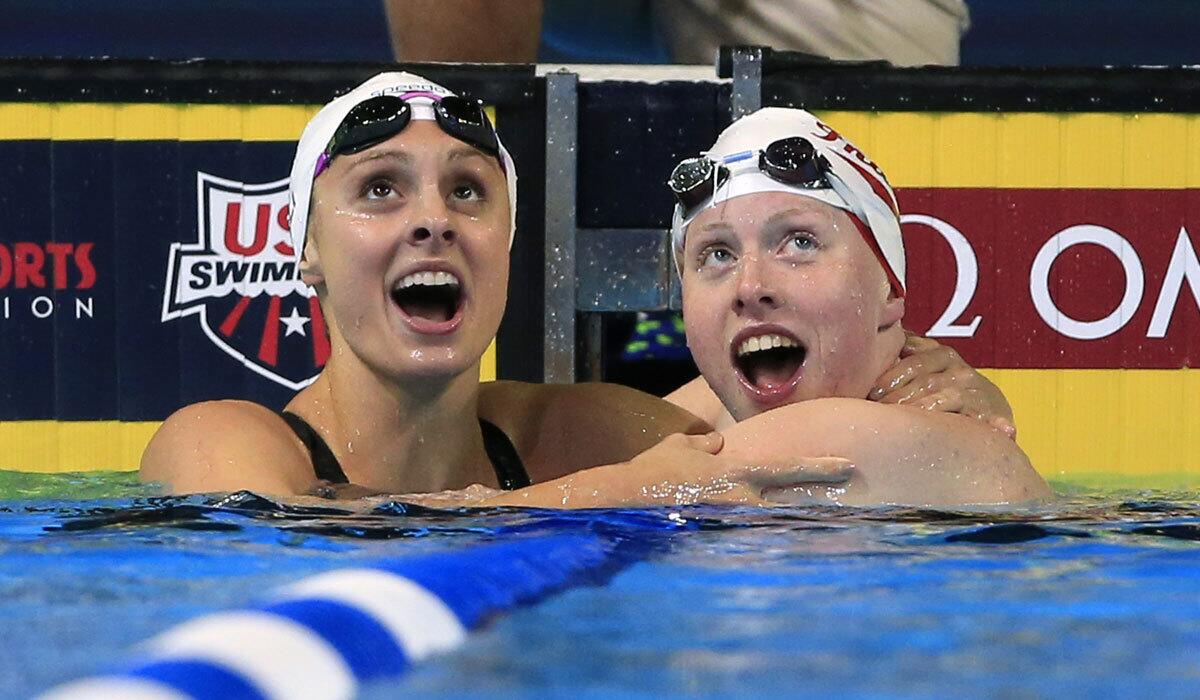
[662,108,1050,504]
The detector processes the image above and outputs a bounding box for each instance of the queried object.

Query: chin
[399,348,479,379]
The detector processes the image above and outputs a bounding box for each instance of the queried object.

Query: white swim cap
[287,71,519,273]
[670,108,904,295]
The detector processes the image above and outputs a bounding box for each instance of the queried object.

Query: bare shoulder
[665,376,734,429]
[140,400,314,496]
[480,380,706,430]
[479,380,711,481]
[720,398,1049,505]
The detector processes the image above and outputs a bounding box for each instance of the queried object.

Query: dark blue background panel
[0,138,304,421]
[0,140,55,420]
[53,140,117,421]
[114,140,183,422]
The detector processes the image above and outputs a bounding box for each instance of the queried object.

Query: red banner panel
[898,188,1199,369]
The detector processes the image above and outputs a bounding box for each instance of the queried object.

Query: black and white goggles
[667,136,833,219]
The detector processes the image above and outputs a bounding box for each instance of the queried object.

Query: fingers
[878,365,970,405]
[989,416,1018,440]
[673,431,723,454]
[745,458,857,506]
[869,359,916,400]
[305,479,338,499]
[879,374,939,405]
[898,387,1019,439]
[871,346,959,400]
[900,332,939,357]
[744,457,855,488]
[911,388,965,414]
[303,479,383,500]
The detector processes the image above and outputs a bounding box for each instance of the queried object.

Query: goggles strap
[708,161,722,211]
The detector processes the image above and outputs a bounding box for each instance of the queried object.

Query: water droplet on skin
[347,441,355,453]
[333,207,372,221]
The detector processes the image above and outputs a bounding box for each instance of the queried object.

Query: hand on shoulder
[480,431,855,509]
[140,400,315,496]
[871,334,1017,439]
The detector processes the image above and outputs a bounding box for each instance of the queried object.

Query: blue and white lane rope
[42,513,686,700]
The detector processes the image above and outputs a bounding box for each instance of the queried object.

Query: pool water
[3,473,1199,699]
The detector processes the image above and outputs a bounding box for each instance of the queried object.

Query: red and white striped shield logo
[162,172,328,390]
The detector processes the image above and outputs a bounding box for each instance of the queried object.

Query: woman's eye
[698,246,734,268]
[451,182,484,202]
[364,181,394,200]
[787,233,817,252]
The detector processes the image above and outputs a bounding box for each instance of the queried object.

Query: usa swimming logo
[162,172,328,390]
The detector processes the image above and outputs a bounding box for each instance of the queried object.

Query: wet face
[680,192,903,421]
[303,120,510,381]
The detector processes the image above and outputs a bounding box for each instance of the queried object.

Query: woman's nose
[407,193,456,247]
[734,256,779,312]
[409,224,455,245]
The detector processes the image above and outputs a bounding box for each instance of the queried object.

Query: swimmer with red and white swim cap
[663,108,1049,504]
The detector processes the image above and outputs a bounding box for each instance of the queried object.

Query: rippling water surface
[2,471,1198,699]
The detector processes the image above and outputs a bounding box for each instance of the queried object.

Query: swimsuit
[279,411,531,490]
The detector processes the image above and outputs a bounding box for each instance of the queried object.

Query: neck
[868,322,907,394]
[293,348,491,493]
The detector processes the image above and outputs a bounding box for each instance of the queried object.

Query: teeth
[737,334,798,357]
[397,270,461,290]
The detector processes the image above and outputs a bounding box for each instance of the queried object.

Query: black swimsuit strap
[280,410,349,484]
[279,411,530,491]
[479,418,531,490]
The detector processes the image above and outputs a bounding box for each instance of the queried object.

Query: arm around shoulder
[536,382,713,471]
[482,380,712,483]
[140,400,314,496]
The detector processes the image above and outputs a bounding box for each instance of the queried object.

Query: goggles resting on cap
[313,94,500,179]
[668,136,832,219]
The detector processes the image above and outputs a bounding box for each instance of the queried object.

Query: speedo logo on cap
[370,83,452,98]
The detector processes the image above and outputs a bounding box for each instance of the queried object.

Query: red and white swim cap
[671,107,905,296]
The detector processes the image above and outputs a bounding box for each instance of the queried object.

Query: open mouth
[390,270,464,329]
[733,332,807,394]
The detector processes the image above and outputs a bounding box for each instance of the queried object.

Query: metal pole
[580,314,604,382]
[730,46,763,119]
[543,70,579,383]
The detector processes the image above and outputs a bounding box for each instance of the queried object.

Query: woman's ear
[881,292,905,329]
[299,237,324,288]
